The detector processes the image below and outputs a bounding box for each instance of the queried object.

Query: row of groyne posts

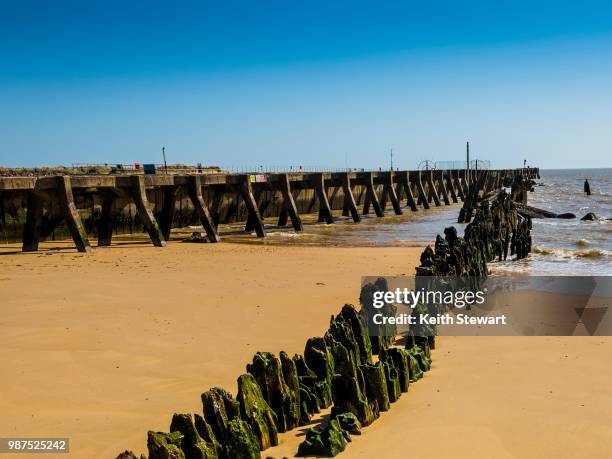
[0,167,539,252]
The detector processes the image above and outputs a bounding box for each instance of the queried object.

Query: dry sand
[1,240,611,458]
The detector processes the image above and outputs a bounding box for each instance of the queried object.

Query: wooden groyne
[0,167,539,252]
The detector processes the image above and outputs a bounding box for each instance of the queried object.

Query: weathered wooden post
[361,172,384,217]
[187,175,221,242]
[276,174,303,231]
[56,176,92,253]
[130,175,166,247]
[237,175,266,237]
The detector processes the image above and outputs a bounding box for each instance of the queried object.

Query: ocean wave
[575,239,591,246]
[533,246,611,259]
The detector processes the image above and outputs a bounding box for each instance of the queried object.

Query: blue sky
[1,0,611,169]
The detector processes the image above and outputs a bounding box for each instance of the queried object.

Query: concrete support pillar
[340,173,360,222]
[187,175,221,242]
[57,176,92,253]
[445,170,458,203]
[362,172,384,217]
[130,175,165,247]
[453,170,465,201]
[412,172,430,210]
[159,186,178,241]
[397,172,418,212]
[209,188,223,230]
[425,171,442,206]
[22,191,45,252]
[98,191,116,246]
[380,172,402,215]
[238,175,266,237]
[277,174,303,231]
[310,173,334,224]
[434,171,450,205]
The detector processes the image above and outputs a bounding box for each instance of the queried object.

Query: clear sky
[1,0,611,169]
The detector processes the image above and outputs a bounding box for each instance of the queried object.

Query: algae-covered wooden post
[97,190,116,246]
[310,173,334,224]
[238,175,266,237]
[187,175,221,242]
[362,172,384,217]
[22,191,45,252]
[56,176,92,253]
[340,172,360,222]
[380,172,402,215]
[425,170,441,206]
[159,186,178,241]
[276,173,303,231]
[130,175,166,247]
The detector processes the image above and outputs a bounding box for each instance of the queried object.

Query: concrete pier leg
[312,173,334,224]
[188,176,221,242]
[98,191,116,246]
[306,192,317,214]
[363,172,384,217]
[413,174,430,210]
[57,176,92,253]
[22,191,45,252]
[210,188,223,230]
[453,171,465,201]
[159,186,178,241]
[459,170,469,198]
[341,173,360,222]
[384,172,402,215]
[425,172,442,206]
[238,176,266,237]
[277,174,303,231]
[435,171,450,205]
[130,175,166,247]
[399,172,418,211]
[459,170,489,223]
[446,171,458,203]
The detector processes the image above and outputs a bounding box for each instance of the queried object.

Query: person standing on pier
[584,179,591,196]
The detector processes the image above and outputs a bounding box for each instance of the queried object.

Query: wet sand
[1,241,611,458]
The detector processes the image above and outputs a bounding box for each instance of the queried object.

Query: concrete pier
[0,167,539,252]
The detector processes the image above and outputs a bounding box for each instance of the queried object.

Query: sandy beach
[1,241,611,458]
